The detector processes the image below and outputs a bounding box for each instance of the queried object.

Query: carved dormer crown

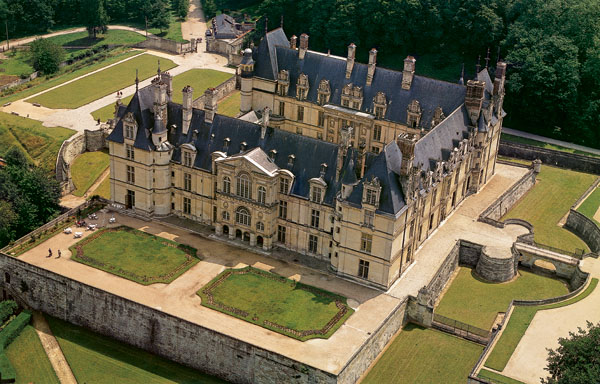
[407,99,422,128]
[296,73,309,100]
[317,79,331,105]
[373,92,387,119]
[277,70,289,96]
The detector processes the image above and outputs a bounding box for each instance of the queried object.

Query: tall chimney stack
[290,35,297,50]
[299,33,309,60]
[346,43,356,79]
[366,48,377,86]
[204,88,218,124]
[182,86,193,135]
[402,56,416,90]
[261,107,270,139]
[465,80,486,126]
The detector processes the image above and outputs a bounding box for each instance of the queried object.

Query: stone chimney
[366,48,377,86]
[299,33,309,60]
[357,142,367,178]
[160,71,173,100]
[204,88,218,124]
[290,35,297,50]
[493,61,507,97]
[397,133,417,176]
[261,106,270,139]
[402,56,416,90]
[152,76,168,123]
[346,43,356,79]
[465,80,486,126]
[182,86,193,135]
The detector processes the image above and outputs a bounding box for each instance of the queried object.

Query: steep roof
[253,28,290,80]
[214,14,239,39]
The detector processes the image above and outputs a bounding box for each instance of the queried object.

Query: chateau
[107,28,506,290]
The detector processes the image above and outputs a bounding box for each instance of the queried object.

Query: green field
[0,112,75,171]
[94,175,111,200]
[435,267,568,329]
[577,186,600,225]
[485,278,598,372]
[502,165,596,252]
[71,150,110,197]
[5,325,60,384]
[70,226,199,284]
[363,323,484,384]
[478,369,525,384]
[218,91,240,117]
[501,133,600,158]
[46,30,146,49]
[0,50,34,77]
[199,267,353,341]
[47,316,225,384]
[148,13,187,43]
[91,69,233,122]
[29,53,177,109]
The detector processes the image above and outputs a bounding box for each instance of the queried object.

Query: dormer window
[341,83,363,110]
[125,125,134,139]
[317,79,331,105]
[296,73,309,100]
[431,106,445,127]
[123,112,137,141]
[373,92,387,119]
[311,186,322,203]
[363,177,381,207]
[365,189,377,205]
[280,177,290,194]
[183,151,192,167]
[407,100,422,128]
[277,70,289,96]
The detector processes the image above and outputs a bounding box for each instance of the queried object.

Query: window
[311,187,322,203]
[308,235,318,253]
[236,173,251,199]
[277,225,286,243]
[365,188,377,205]
[297,105,304,122]
[280,178,289,194]
[373,125,381,141]
[235,207,251,226]
[310,209,320,228]
[183,197,191,214]
[222,211,230,221]
[361,233,372,253]
[184,173,191,191]
[125,125,134,139]
[257,186,266,204]
[126,165,135,183]
[429,213,435,230]
[371,146,380,154]
[318,111,325,127]
[358,260,369,279]
[352,101,359,110]
[279,101,285,116]
[184,151,192,167]
[126,144,134,160]
[223,176,231,194]
[279,201,287,219]
[4,272,9,284]
[342,99,349,107]
[126,189,135,208]
[409,221,414,238]
[256,221,264,231]
[455,170,460,184]
[375,106,384,119]
[432,190,437,204]
[364,210,374,227]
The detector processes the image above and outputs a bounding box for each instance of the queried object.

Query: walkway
[502,257,600,383]
[32,311,77,384]
[181,0,208,49]
[503,127,600,156]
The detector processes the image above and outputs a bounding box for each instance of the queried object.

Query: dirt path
[181,0,208,47]
[32,311,77,384]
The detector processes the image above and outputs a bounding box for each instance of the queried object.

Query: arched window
[236,173,251,199]
[223,176,231,194]
[222,211,230,221]
[256,221,264,231]
[235,207,251,226]
[257,186,266,204]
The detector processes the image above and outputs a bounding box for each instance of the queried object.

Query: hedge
[0,302,17,325]
[0,311,32,382]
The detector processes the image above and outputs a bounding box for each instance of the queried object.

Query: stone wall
[499,141,600,175]
[565,209,600,254]
[0,255,338,384]
[475,248,518,283]
[192,75,237,109]
[0,71,38,91]
[458,240,485,268]
[206,37,244,65]
[134,37,196,55]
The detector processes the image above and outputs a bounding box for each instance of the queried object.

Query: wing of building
[107,28,507,290]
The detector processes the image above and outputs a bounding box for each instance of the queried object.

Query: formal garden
[70,226,199,285]
[198,266,354,341]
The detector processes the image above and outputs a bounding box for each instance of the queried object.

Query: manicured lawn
[0,50,34,77]
[501,133,600,158]
[478,369,525,384]
[47,316,225,384]
[71,150,110,197]
[92,95,133,122]
[0,112,75,171]
[45,30,146,50]
[5,325,60,384]
[29,53,177,109]
[435,267,568,330]
[198,266,353,341]
[577,186,600,225]
[484,278,598,371]
[218,91,240,117]
[362,323,484,384]
[148,13,187,43]
[94,175,111,200]
[502,165,596,252]
[70,226,199,285]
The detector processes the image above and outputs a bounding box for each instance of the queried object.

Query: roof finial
[264,16,268,34]
[157,60,161,76]
[485,47,490,69]
[459,63,465,85]
[280,14,283,28]
[476,55,481,74]
[135,69,139,91]
[497,46,501,63]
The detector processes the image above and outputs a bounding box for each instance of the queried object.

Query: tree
[30,38,66,74]
[81,0,109,38]
[543,321,600,384]
[173,0,188,19]
[201,0,217,19]
[147,0,170,33]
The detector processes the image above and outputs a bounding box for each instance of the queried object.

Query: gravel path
[181,0,208,48]
[32,311,77,384]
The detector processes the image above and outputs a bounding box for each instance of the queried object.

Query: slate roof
[214,14,240,39]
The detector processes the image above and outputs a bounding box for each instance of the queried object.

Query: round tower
[239,48,254,113]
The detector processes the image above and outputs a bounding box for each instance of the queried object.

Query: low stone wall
[499,141,600,175]
[459,240,485,268]
[192,75,236,109]
[565,209,600,254]
[475,248,518,283]
[0,71,38,91]
[134,37,196,55]
[206,36,244,65]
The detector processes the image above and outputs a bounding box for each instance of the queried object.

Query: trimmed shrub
[0,301,17,325]
[0,311,32,349]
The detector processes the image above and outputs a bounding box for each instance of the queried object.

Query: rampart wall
[192,75,237,110]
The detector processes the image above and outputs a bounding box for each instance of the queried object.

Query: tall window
[126,165,135,183]
[184,151,192,167]
[277,225,286,243]
[311,187,322,203]
[279,101,285,116]
[308,235,318,253]
[342,99,349,107]
[373,125,381,141]
[365,189,377,205]
[361,233,372,253]
[256,221,264,231]
[279,201,287,219]
[318,111,325,127]
[364,210,374,227]
[358,259,370,279]
[183,197,191,214]
[352,101,359,110]
[184,173,191,191]
[125,125,134,139]
[257,186,266,204]
[236,173,251,199]
[235,207,251,226]
[126,189,135,208]
[222,211,230,221]
[280,178,289,194]
[223,176,231,194]
[310,209,320,228]
[375,106,384,119]
[318,93,327,105]
[126,144,135,160]
[297,106,304,122]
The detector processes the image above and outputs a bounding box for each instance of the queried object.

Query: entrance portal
[243,232,250,242]
[236,229,242,239]
[223,225,229,235]
[257,236,264,247]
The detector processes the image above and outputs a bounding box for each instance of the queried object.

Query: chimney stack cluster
[402,56,416,90]
[346,43,356,79]
[299,33,309,59]
[366,48,377,86]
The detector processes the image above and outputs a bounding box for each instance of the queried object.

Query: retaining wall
[0,71,38,91]
[134,37,196,55]
[565,209,600,254]
[192,75,236,110]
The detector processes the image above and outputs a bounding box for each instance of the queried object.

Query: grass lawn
[198,266,353,341]
[47,316,225,384]
[5,324,60,384]
[218,91,240,117]
[29,53,176,109]
[478,369,525,384]
[70,226,199,284]
[93,174,111,200]
[46,30,146,49]
[484,278,598,372]
[0,50,34,77]
[501,133,600,158]
[71,150,110,197]
[148,13,187,43]
[577,186,600,225]
[91,69,233,122]
[0,112,75,171]
[435,267,568,330]
[362,323,484,384]
[502,165,596,252]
